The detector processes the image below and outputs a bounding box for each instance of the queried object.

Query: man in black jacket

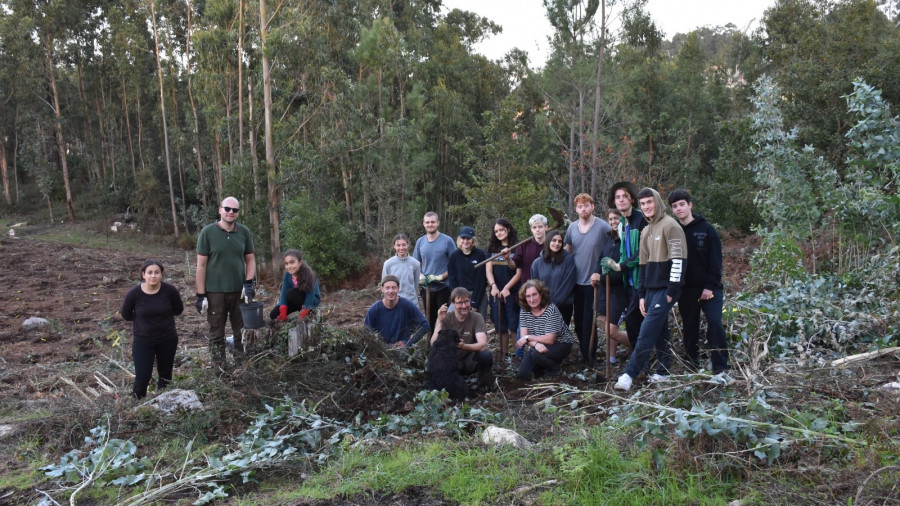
[668,189,729,375]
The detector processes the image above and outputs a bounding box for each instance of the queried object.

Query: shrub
[281,193,364,283]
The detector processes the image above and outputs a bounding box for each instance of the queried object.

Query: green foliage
[40,425,155,488]
[39,391,499,505]
[281,193,363,282]
[610,377,862,467]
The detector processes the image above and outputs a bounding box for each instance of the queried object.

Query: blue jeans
[678,287,729,372]
[625,289,673,379]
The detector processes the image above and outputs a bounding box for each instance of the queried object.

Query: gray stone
[481,425,533,449]
[22,317,50,330]
[142,389,203,413]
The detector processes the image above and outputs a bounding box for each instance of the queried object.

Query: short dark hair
[667,189,692,205]
[638,188,655,199]
[140,259,164,276]
[518,279,551,309]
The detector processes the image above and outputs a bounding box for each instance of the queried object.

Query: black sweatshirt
[120,282,184,341]
[679,214,723,291]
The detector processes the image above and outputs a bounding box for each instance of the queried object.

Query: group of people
[120,185,729,399]
[364,183,730,393]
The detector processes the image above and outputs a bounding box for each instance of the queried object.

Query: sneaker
[608,356,617,364]
[708,372,735,385]
[613,373,633,391]
[648,373,670,383]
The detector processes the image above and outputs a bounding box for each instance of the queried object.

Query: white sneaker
[648,373,670,383]
[613,373,633,391]
[708,372,735,385]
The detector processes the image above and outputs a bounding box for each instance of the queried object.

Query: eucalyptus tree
[7,0,108,222]
[758,0,900,166]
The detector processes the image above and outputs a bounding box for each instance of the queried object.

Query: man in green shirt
[196,196,256,370]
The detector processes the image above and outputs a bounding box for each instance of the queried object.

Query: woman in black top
[121,259,184,398]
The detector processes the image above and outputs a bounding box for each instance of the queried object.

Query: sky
[441,0,777,68]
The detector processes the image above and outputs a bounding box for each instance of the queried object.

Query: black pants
[623,285,644,349]
[573,284,596,362]
[420,286,450,331]
[269,289,308,319]
[517,341,573,380]
[132,337,178,398]
[460,350,494,388]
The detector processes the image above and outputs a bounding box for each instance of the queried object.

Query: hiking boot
[613,373,633,391]
[648,373,670,383]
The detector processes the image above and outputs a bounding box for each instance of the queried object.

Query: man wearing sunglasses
[196,196,257,372]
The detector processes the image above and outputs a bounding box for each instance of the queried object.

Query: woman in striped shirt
[515,279,575,380]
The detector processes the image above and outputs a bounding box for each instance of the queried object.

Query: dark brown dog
[426,329,467,401]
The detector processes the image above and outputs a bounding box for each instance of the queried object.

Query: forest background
[1,0,899,289]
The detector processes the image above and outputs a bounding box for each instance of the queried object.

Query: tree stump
[288,321,309,357]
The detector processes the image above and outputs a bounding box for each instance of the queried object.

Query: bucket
[240,301,265,330]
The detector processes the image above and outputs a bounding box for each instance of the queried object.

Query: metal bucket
[239,301,264,330]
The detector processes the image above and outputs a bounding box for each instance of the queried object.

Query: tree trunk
[184,0,207,208]
[150,0,180,239]
[260,0,281,268]
[568,108,575,217]
[120,76,137,180]
[75,61,101,183]
[248,76,260,199]
[0,141,9,205]
[136,92,146,169]
[44,34,76,222]
[590,0,606,199]
[237,0,244,156]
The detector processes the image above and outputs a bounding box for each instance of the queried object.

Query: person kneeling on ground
[515,279,576,380]
[364,275,430,349]
[270,249,321,322]
[431,287,494,392]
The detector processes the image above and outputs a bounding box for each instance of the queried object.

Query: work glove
[600,257,621,273]
[426,274,442,285]
[276,305,288,322]
[196,294,208,316]
[419,274,427,286]
[299,308,311,320]
[242,280,255,301]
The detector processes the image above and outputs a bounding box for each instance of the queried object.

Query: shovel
[605,273,611,381]
[475,207,565,269]
[588,284,598,367]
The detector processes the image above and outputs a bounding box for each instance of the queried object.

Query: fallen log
[830,346,900,367]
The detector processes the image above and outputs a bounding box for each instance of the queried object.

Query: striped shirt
[519,303,575,344]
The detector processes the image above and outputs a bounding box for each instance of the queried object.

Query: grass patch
[281,426,737,505]
[27,223,180,255]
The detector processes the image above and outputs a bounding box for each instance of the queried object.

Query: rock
[481,425,532,449]
[102,276,115,285]
[0,424,17,440]
[110,221,123,232]
[878,382,900,394]
[142,389,204,413]
[22,317,50,330]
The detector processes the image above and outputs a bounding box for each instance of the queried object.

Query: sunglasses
[223,207,240,213]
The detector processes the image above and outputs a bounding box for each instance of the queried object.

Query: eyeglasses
[453,300,471,306]
[223,207,240,213]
